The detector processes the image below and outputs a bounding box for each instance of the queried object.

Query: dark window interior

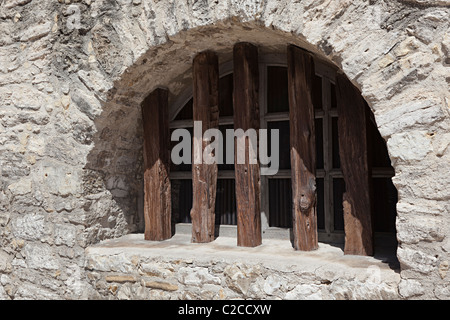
[170,64,397,244]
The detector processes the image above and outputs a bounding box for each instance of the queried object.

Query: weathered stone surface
[82,234,402,300]
[330,278,399,300]
[1,85,49,111]
[0,0,448,300]
[11,213,51,241]
[14,282,61,300]
[398,279,425,299]
[116,283,133,300]
[20,21,52,42]
[438,260,449,279]
[87,253,135,273]
[7,178,32,196]
[0,251,12,273]
[22,243,60,271]
[142,280,178,291]
[139,262,173,278]
[376,97,446,138]
[4,0,32,9]
[397,246,439,274]
[263,274,287,296]
[387,131,433,163]
[54,224,78,247]
[285,284,323,300]
[222,263,263,296]
[397,215,446,244]
[178,267,221,287]
[105,275,136,283]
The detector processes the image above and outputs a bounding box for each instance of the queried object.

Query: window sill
[86,232,399,276]
[85,232,400,299]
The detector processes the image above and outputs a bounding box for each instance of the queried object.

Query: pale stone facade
[0,0,449,299]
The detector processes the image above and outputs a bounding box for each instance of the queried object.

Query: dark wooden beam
[335,73,374,256]
[233,42,262,247]
[141,88,171,241]
[190,51,219,243]
[287,45,318,251]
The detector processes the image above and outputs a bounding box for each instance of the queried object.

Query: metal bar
[322,77,333,237]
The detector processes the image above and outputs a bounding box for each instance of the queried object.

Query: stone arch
[72,0,450,298]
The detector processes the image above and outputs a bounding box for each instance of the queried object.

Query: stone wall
[0,0,449,299]
[84,234,400,300]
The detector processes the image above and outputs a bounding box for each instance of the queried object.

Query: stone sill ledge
[85,233,401,299]
[86,233,399,280]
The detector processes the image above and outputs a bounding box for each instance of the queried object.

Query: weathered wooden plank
[335,73,373,256]
[141,88,172,241]
[190,51,219,243]
[233,42,262,247]
[287,45,318,251]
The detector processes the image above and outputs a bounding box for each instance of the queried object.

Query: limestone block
[387,130,433,163]
[434,284,450,300]
[7,178,32,196]
[0,251,12,273]
[442,33,450,64]
[0,285,10,300]
[177,266,221,287]
[438,260,449,279]
[4,0,32,9]
[396,215,445,244]
[54,223,78,247]
[397,246,438,274]
[398,279,424,299]
[139,261,174,278]
[36,161,82,197]
[376,97,445,138]
[0,211,10,227]
[22,243,60,270]
[71,88,102,120]
[263,274,287,296]
[224,263,261,295]
[11,213,51,241]
[148,288,172,300]
[77,69,112,94]
[329,278,398,300]
[116,283,133,300]
[393,160,450,201]
[1,84,50,111]
[20,21,52,42]
[105,275,137,283]
[142,280,178,291]
[14,282,61,300]
[86,253,135,273]
[285,284,323,300]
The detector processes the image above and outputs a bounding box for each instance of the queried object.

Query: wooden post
[190,51,219,243]
[287,45,318,251]
[335,73,373,256]
[142,88,171,241]
[233,42,262,247]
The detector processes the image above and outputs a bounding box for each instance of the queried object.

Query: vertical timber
[335,73,374,256]
[142,88,172,241]
[191,51,220,243]
[233,42,262,247]
[287,45,318,251]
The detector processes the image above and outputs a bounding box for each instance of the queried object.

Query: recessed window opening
[165,49,397,252]
[141,43,397,257]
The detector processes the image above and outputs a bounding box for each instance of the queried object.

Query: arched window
[142,43,397,255]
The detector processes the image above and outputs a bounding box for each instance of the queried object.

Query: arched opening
[140,42,398,257]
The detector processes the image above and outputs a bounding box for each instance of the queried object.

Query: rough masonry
[0,0,449,299]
